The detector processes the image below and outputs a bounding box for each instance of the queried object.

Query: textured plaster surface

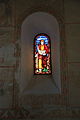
[0,0,80,119]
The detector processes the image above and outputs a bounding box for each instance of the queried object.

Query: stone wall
[0,0,80,119]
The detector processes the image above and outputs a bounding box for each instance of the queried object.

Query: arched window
[20,12,61,95]
[34,33,51,74]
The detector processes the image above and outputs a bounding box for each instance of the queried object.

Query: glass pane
[34,33,51,74]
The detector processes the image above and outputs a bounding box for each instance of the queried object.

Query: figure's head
[41,40,44,45]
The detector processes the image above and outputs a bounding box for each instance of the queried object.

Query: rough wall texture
[0,0,80,119]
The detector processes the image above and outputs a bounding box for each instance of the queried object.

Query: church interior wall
[0,0,80,119]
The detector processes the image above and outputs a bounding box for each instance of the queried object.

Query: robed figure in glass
[34,34,51,74]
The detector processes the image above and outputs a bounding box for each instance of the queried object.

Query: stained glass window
[34,33,52,74]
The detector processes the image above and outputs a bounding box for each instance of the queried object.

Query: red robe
[38,44,49,54]
[38,44,49,68]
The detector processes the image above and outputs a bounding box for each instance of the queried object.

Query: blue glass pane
[36,36,49,45]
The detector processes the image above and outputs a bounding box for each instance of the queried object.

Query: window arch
[34,33,52,74]
[20,12,61,95]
